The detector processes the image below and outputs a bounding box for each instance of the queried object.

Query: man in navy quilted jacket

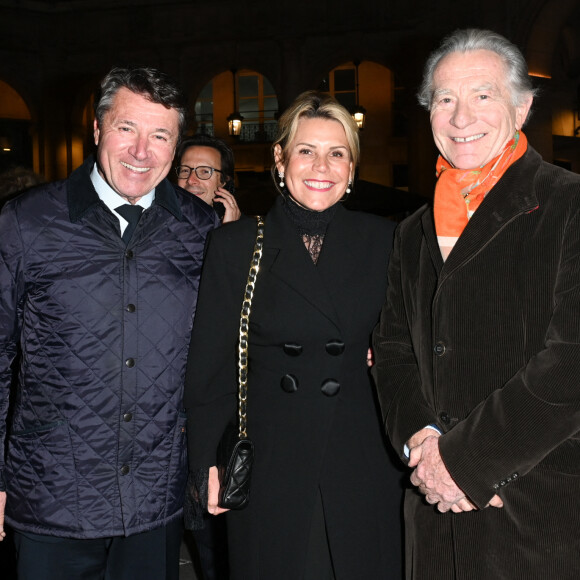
[0,66,218,579]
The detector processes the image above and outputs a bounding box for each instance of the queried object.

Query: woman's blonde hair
[273,91,360,176]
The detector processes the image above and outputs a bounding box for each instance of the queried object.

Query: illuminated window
[194,70,278,142]
[0,80,33,171]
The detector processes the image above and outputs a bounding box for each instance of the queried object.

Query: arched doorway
[193,69,278,144]
[0,80,34,173]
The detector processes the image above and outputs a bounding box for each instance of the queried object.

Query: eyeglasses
[175,165,223,181]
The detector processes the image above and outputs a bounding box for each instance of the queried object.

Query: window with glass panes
[193,71,278,142]
[238,71,278,142]
[317,65,356,110]
[194,81,214,136]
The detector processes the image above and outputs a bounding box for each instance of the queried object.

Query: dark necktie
[116,204,143,244]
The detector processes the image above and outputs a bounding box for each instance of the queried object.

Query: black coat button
[434,342,446,356]
[125,250,134,259]
[120,465,130,475]
[283,343,303,356]
[123,413,133,422]
[126,304,136,313]
[325,340,345,356]
[321,379,340,396]
[281,374,298,393]
[125,358,135,367]
[439,412,451,424]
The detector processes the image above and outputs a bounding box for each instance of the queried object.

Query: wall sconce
[0,136,11,152]
[228,69,244,137]
[351,61,366,130]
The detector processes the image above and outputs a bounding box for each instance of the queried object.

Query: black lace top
[282,194,339,264]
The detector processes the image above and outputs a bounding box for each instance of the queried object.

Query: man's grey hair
[94,66,188,141]
[417,29,538,119]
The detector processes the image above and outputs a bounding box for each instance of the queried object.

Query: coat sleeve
[0,202,25,491]
[184,224,254,471]
[440,202,580,508]
[372,224,437,460]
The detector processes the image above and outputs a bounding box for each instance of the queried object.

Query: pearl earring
[279,173,285,188]
[345,181,352,194]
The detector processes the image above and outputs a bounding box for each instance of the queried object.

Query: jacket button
[321,379,340,396]
[281,374,298,393]
[283,343,303,356]
[125,250,134,259]
[439,412,451,424]
[433,342,446,356]
[125,358,135,368]
[120,465,130,475]
[123,413,133,422]
[126,304,136,313]
[325,340,345,356]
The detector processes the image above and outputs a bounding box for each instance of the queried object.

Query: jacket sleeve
[372,224,437,460]
[184,224,253,471]
[0,202,25,491]
[440,202,580,508]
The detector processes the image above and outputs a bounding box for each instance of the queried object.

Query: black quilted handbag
[216,216,264,510]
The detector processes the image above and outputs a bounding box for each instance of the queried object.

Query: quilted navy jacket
[0,156,218,538]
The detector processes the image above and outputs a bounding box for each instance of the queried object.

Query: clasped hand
[407,429,503,513]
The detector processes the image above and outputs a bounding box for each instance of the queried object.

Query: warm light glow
[351,105,366,130]
[353,111,365,128]
[552,109,579,138]
[528,72,552,79]
[228,114,243,136]
[0,136,11,152]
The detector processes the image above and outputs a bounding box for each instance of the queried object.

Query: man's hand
[409,436,476,513]
[207,466,229,516]
[407,427,440,451]
[407,432,504,513]
[0,491,6,541]
[409,435,468,510]
[214,188,241,224]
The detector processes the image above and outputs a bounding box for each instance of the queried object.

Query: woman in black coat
[185,91,403,579]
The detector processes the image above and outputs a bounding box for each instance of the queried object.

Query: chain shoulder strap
[237,216,265,439]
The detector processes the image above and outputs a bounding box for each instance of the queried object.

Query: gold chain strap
[237,216,265,439]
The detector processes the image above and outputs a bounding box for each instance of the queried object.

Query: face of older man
[430,49,532,170]
[94,87,180,203]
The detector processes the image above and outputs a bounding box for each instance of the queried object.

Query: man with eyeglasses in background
[176,135,241,224]
[177,134,240,580]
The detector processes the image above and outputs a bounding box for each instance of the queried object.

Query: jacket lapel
[421,207,444,275]
[316,204,369,329]
[264,198,342,330]
[427,148,542,284]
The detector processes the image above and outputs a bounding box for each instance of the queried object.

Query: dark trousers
[13,519,182,580]
[192,513,229,580]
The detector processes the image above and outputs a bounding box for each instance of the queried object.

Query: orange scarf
[434,131,528,260]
